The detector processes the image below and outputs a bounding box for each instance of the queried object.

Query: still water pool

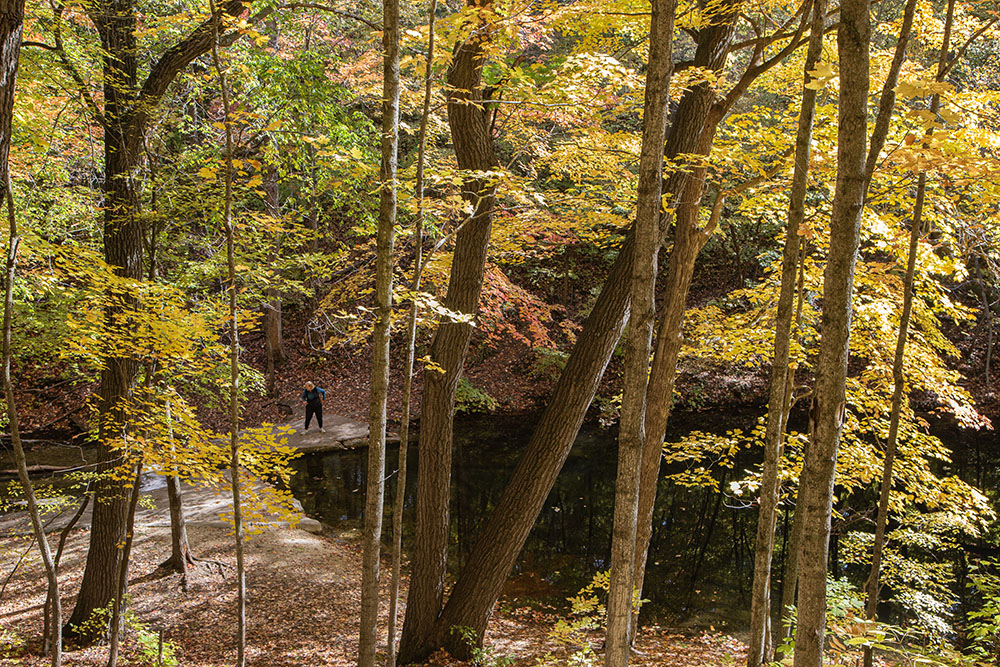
[288,412,762,628]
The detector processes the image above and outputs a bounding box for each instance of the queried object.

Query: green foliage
[449,625,515,667]
[454,377,499,414]
[545,569,644,664]
[774,578,978,667]
[966,560,1000,662]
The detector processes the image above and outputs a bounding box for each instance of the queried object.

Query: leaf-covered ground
[0,520,748,666]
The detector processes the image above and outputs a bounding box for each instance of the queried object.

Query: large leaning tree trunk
[413,1,814,659]
[358,0,398,662]
[1,2,63,664]
[862,3,954,666]
[604,0,675,663]
[792,0,869,664]
[745,0,825,662]
[396,0,499,662]
[62,0,258,640]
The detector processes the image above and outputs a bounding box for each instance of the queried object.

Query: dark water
[288,412,761,628]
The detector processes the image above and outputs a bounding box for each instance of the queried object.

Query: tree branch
[279,3,381,31]
[137,0,248,123]
[48,0,107,130]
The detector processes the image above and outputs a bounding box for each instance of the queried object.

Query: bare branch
[279,3,381,30]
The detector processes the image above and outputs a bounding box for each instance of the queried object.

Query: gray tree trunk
[209,5,247,664]
[745,0,825,662]
[387,2,436,663]
[107,462,143,667]
[162,401,193,574]
[358,0,398,663]
[862,4,953,665]
[604,1,675,663]
[263,163,284,396]
[792,0,869,665]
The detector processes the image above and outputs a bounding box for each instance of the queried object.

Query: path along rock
[0,472,323,539]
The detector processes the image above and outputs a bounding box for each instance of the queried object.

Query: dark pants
[305,400,323,429]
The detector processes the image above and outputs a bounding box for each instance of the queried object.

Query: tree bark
[2,4,62,662]
[66,0,143,638]
[107,462,142,667]
[358,0,398,663]
[631,0,751,625]
[396,2,499,662]
[862,4,952,665]
[792,0,869,664]
[746,0,825,663]
[387,2,436,663]
[604,1,675,663]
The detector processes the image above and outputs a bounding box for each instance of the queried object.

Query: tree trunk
[387,2,436,663]
[66,0,142,637]
[631,0,745,624]
[974,256,994,385]
[164,474,192,569]
[417,9,743,657]
[209,4,246,664]
[2,5,62,662]
[358,0,398,663]
[604,1,675,662]
[792,0,869,664]
[745,0,825,662]
[263,163,284,397]
[396,2,499,662]
[162,401,193,575]
[862,4,952,664]
[66,0,251,640]
[107,462,143,667]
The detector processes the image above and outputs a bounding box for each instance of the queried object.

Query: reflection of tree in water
[288,413,758,626]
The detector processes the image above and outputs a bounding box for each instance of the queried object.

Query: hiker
[301,381,326,432]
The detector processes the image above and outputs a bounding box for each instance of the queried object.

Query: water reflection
[288,413,758,628]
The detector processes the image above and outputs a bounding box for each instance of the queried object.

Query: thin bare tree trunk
[605,2,674,662]
[358,0,398,663]
[386,2,436,663]
[209,5,246,665]
[1,3,61,662]
[45,493,89,655]
[107,461,143,667]
[263,163,284,397]
[974,256,993,384]
[162,402,193,576]
[746,1,824,662]
[792,0,869,663]
[862,4,953,665]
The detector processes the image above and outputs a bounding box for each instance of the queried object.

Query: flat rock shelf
[277,414,400,453]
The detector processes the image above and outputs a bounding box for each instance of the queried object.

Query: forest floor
[0,518,748,667]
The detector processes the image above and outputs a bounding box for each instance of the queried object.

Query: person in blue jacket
[301,381,326,432]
